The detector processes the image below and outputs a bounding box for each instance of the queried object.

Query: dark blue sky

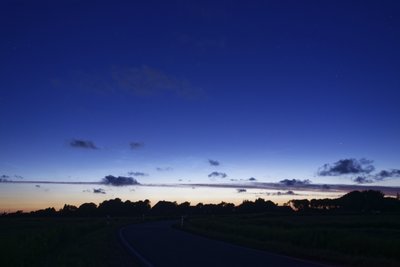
[1,1,400,190]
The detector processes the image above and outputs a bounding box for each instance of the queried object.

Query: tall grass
[185,213,400,267]
[0,217,138,267]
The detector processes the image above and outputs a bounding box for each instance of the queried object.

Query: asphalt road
[119,220,326,267]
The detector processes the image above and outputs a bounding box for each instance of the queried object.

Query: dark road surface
[119,220,327,267]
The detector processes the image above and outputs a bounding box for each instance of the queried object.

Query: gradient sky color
[1,1,400,211]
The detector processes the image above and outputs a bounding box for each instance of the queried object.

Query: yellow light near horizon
[0,183,344,213]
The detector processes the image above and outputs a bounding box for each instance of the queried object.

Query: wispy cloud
[0,174,23,182]
[280,190,297,196]
[2,178,400,197]
[1,174,23,179]
[177,33,226,50]
[128,171,148,177]
[237,188,247,193]
[352,169,400,184]
[231,177,256,182]
[208,171,227,178]
[53,66,204,101]
[208,159,220,166]
[112,66,202,98]
[279,179,311,187]
[69,139,98,149]
[0,179,100,185]
[129,142,144,150]
[375,169,400,180]
[267,190,298,196]
[156,167,173,172]
[183,182,400,196]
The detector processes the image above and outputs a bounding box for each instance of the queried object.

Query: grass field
[3,213,399,266]
[0,217,140,267]
[183,213,400,267]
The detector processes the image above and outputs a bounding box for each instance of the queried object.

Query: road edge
[175,224,336,267]
[118,226,154,267]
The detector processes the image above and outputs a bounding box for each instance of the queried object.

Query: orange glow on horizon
[0,183,344,213]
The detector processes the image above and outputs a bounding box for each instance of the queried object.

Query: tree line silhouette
[289,190,400,212]
[2,190,399,218]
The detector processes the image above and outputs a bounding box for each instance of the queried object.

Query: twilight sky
[1,1,400,211]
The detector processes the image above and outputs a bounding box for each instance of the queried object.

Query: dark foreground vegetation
[1,190,399,266]
[183,213,400,267]
[0,217,138,267]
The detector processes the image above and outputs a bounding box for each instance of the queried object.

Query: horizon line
[2,180,400,196]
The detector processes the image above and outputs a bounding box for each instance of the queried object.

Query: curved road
[119,220,327,267]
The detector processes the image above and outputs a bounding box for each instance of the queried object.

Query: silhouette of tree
[77,202,97,216]
[218,202,235,214]
[152,201,178,215]
[123,199,151,216]
[178,201,191,215]
[98,198,125,216]
[237,198,277,213]
[59,204,78,216]
[338,190,384,212]
[31,207,57,217]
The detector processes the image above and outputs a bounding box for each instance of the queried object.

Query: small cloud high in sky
[129,142,144,150]
[0,1,399,211]
[318,159,375,176]
[208,159,220,166]
[69,139,98,150]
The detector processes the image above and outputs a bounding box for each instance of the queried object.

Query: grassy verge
[182,213,400,267]
[0,217,141,267]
